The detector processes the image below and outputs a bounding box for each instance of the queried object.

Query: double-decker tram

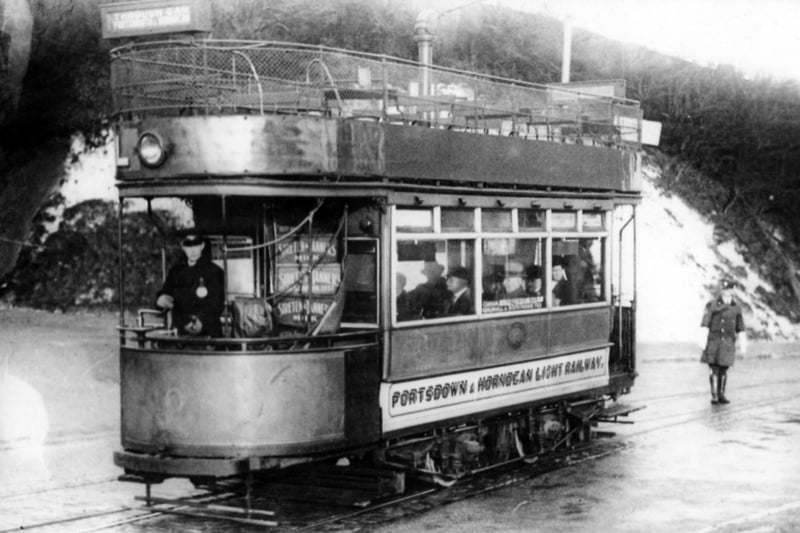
[107,15,644,497]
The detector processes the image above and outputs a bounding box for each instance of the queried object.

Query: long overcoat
[700,298,745,367]
[156,258,225,336]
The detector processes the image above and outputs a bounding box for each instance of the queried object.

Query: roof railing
[110,40,642,148]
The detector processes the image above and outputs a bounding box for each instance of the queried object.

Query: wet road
[375,344,800,533]
[2,342,800,532]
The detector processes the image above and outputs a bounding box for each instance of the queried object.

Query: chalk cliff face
[638,161,800,342]
[0,0,33,130]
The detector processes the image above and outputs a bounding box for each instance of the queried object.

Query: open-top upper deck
[111,40,643,195]
[110,40,642,148]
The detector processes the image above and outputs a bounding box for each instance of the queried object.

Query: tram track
[0,475,120,501]
[4,381,793,532]
[0,489,244,533]
[0,505,150,533]
[284,387,800,532]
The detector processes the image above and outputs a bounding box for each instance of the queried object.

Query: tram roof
[108,40,643,150]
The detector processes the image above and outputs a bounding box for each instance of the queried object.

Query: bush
[4,200,176,311]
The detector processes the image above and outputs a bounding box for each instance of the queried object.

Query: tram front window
[121,196,372,340]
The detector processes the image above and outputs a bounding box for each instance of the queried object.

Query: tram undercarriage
[117,388,640,496]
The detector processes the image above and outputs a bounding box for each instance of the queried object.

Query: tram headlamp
[137,132,167,168]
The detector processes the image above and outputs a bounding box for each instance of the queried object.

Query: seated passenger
[525,264,544,304]
[482,268,506,301]
[409,261,449,318]
[503,261,527,298]
[445,266,474,315]
[156,233,225,336]
[552,259,577,307]
[396,273,414,321]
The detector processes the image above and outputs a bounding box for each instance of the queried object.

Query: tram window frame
[340,238,380,328]
[441,207,475,233]
[550,235,607,307]
[551,210,578,232]
[395,237,477,322]
[481,208,513,232]
[395,208,434,233]
[391,205,610,327]
[481,237,545,314]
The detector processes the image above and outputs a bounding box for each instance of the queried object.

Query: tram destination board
[100,0,211,39]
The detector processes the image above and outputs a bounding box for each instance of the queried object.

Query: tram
[105,4,645,490]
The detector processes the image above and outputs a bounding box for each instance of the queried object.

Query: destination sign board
[100,0,211,39]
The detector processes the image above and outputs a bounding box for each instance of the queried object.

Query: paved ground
[2,308,800,532]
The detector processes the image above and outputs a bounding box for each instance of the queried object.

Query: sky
[475,0,800,81]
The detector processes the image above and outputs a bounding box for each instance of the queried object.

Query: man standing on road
[700,279,747,404]
[156,233,225,337]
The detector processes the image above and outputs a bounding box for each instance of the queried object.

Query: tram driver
[155,233,225,336]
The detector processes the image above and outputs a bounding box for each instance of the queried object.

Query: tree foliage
[7,199,177,311]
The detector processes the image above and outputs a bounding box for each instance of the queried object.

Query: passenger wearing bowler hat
[445,266,474,316]
[156,233,225,336]
[700,279,747,404]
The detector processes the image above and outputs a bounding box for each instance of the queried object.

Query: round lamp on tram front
[137,132,167,168]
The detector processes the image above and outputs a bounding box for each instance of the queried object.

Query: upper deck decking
[110,40,642,149]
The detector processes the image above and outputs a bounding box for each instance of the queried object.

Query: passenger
[408,261,449,318]
[552,259,576,306]
[578,239,599,302]
[503,261,527,298]
[524,264,544,304]
[700,279,747,404]
[156,233,225,336]
[444,266,474,315]
[396,273,414,321]
[482,268,506,301]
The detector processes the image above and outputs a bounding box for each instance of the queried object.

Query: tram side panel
[388,309,609,380]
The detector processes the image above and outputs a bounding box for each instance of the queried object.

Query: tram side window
[482,238,544,313]
[396,239,475,321]
[341,240,378,324]
[552,237,605,306]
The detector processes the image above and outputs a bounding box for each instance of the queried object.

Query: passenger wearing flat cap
[444,266,474,316]
[699,279,746,404]
[156,233,225,336]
